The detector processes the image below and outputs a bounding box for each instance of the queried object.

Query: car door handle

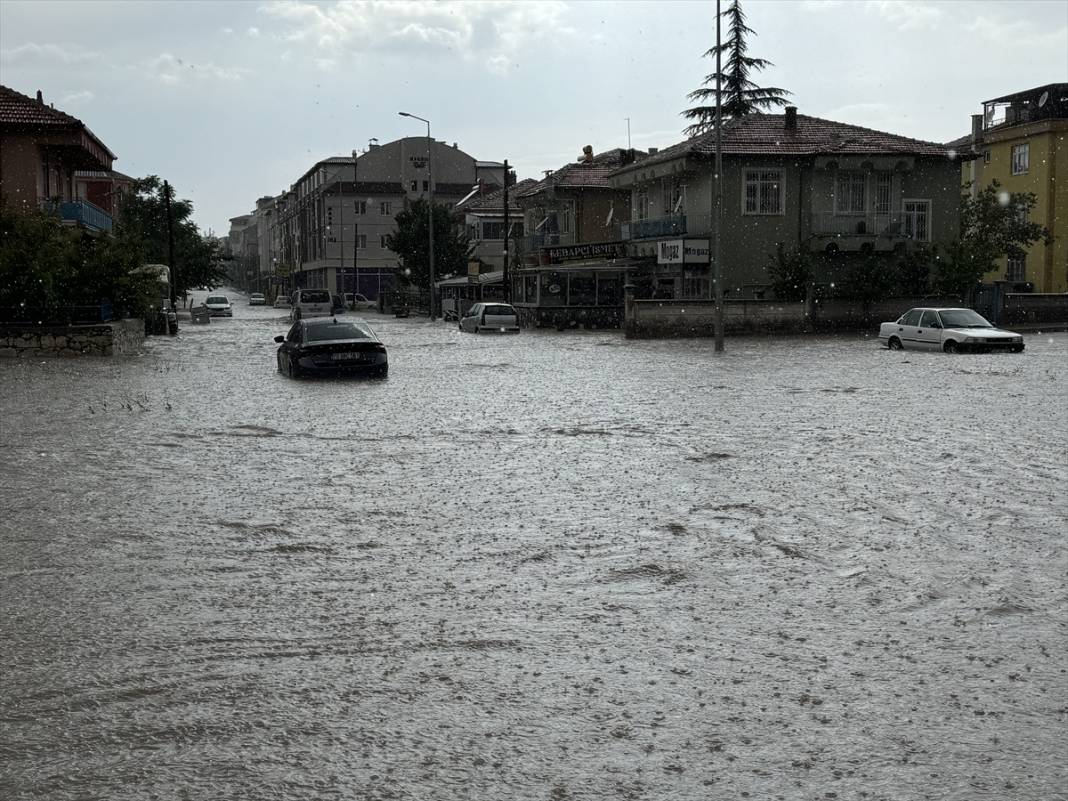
[917,330,923,333]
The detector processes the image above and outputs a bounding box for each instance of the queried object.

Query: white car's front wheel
[888,336,903,351]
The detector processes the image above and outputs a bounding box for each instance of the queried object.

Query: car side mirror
[274,335,285,343]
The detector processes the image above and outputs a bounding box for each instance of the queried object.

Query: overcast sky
[2,0,1065,235]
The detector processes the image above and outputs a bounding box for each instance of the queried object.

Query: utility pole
[163,180,177,310]
[502,159,510,303]
[351,149,359,308]
[713,0,725,352]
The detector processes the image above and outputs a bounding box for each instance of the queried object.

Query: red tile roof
[625,112,951,173]
[520,148,647,197]
[456,178,537,212]
[0,84,116,160]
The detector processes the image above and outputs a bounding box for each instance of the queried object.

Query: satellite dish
[1038,91,1049,108]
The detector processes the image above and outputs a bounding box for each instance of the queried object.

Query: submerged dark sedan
[275,317,388,378]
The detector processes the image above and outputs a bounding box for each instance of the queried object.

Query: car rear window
[299,290,331,304]
[484,305,515,315]
[305,322,374,341]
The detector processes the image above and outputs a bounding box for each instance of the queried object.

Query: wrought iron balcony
[42,199,114,234]
[810,211,905,238]
[622,214,687,241]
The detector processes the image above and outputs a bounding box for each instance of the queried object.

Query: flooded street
[2,296,1066,800]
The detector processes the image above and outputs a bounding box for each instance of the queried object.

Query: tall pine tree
[682,0,791,137]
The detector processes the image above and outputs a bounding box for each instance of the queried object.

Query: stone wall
[0,319,145,358]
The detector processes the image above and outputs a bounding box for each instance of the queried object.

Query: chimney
[582,145,594,163]
[648,147,659,155]
[543,170,553,178]
[785,106,797,130]
[36,89,43,104]
[971,113,983,144]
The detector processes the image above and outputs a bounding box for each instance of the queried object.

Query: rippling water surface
[2,299,1066,800]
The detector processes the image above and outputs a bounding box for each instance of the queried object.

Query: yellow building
[958,84,1067,293]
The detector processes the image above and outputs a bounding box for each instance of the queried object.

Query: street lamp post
[398,111,435,320]
[351,149,359,309]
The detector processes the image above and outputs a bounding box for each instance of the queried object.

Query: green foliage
[0,204,155,316]
[683,0,791,136]
[768,243,812,301]
[936,180,1051,296]
[895,245,936,296]
[385,199,472,288]
[115,176,225,295]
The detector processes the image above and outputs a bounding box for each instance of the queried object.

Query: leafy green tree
[895,245,936,296]
[683,0,791,136]
[768,243,812,301]
[115,176,225,295]
[385,199,472,289]
[837,252,896,307]
[0,204,155,317]
[935,180,1051,297]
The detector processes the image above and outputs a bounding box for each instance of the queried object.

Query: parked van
[290,289,333,321]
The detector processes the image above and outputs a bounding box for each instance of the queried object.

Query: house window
[380,235,388,248]
[482,221,506,240]
[874,173,892,215]
[355,201,366,215]
[380,202,392,215]
[561,202,574,234]
[410,181,418,191]
[743,170,784,215]
[635,190,650,220]
[983,150,991,164]
[357,234,367,249]
[903,200,931,241]
[1006,255,1026,282]
[423,180,429,192]
[835,172,867,214]
[1011,144,1029,175]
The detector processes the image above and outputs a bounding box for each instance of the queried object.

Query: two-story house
[512,146,646,328]
[608,107,962,300]
[953,84,1067,293]
[0,85,118,235]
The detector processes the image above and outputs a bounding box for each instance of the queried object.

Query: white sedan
[879,307,1024,353]
[203,295,233,317]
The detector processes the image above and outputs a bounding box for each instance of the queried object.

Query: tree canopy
[936,181,1052,296]
[115,176,225,296]
[682,0,791,137]
[0,203,156,318]
[385,199,472,288]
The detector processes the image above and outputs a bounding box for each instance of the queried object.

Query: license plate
[331,352,366,361]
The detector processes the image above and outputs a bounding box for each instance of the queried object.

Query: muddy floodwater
[2,297,1066,800]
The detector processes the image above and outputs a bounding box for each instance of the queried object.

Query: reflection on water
[2,309,1066,800]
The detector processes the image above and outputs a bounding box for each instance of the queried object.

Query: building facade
[608,108,964,301]
[0,85,118,234]
[956,84,1067,293]
[259,139,503,300]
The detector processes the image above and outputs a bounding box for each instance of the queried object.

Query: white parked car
[459,302,520,333]
[249,293,266,306]
[203,295,233,317]
[879,307,1024,353]
[345,292,376,310]
[289,289,333,321]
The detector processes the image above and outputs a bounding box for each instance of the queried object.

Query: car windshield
[206,296,227,304]
[304,322,374,341]
[938,309,993,328]
[299,291,331,304]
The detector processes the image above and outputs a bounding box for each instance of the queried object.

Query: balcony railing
[41,199,114,234]
[811,211,904,238]
[622,214,687,241]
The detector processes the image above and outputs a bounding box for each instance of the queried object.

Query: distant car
[879,308,1024,353]
[204,295,233,317]
[345,292,376,310]
[290,288,333,321]
[459,302,520,333]
[331,294,346,314]
[274,317,388,378]
[273,294,291,308]
[249,293,266,306]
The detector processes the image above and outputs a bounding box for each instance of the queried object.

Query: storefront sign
[545,241,627,264]
[657,239,710,265]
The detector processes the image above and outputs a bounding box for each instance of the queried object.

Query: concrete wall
[0,319,144,357]
[624,295,966,338]
[1001,293,1068,325]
